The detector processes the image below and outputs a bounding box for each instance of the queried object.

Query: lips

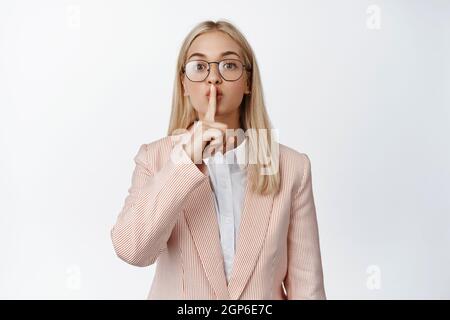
[206,93,223,99]
[206,94,223,102]
[206,87,223,97]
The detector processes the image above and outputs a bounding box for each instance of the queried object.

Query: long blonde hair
[167,20,280,196]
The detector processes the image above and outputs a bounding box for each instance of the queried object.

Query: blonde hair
[167,20,280,196]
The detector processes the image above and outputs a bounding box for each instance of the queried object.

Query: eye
[223,62,237,70]
[188,61,208,72]
[195,63,206,71]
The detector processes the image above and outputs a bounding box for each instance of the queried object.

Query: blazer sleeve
[111,140,207,267]
[284,153,326,299]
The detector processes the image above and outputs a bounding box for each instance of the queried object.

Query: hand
[183,84,229,163]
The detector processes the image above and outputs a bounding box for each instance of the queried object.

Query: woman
[111,20,326,300]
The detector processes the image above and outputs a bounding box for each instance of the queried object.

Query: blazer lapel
[183,178,231,300]
[168,135,274,300]
[167,135,230,299]
[227,168,275,300]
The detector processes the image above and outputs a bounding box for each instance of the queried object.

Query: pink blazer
[111,135,326,300]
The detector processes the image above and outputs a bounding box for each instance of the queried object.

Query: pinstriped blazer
[110,135,326,300]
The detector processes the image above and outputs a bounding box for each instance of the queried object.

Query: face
[182,31,250,121]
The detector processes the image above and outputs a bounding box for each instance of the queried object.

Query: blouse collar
[203,136,248,171]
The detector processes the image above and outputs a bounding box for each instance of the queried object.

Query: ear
[245,73,251,94]
[181,78,189,97]
[245,83,251,95]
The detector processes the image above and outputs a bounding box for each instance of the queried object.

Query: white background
[1,0,449,299]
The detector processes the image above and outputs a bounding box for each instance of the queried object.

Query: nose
[207,63,222,85]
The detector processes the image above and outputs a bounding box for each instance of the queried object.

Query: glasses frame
[182,59,252,82]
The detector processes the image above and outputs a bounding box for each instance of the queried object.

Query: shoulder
[133,136,177,172]
[277,142,313,191]
[278,142,312,169]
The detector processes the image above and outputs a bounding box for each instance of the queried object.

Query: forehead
[187,31,242,59]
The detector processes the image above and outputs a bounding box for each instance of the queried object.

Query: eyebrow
[187,51,241,60]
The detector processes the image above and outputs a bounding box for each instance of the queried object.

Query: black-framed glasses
[182,59,251,82]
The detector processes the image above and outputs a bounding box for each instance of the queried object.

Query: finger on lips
[204,84,216,122]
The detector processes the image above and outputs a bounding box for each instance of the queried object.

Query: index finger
[204,84,216,122]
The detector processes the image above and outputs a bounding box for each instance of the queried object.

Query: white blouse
[202,137,248,282]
